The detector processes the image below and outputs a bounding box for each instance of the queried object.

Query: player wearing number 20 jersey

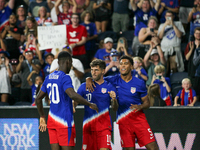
[41,70,75,145]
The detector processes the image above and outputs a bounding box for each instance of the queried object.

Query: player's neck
[94,78,104,85]
[120,72,132,82]
[58,67,67,74]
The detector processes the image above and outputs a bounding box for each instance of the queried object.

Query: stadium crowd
[0,0,199,106]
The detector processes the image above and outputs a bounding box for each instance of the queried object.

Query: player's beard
[92,73,101,82]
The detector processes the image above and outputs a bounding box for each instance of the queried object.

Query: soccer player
[35,51,98,150]
[77,59,118,150]
[86,55,159,150]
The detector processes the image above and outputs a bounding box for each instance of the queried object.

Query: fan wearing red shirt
[67,13,88,69]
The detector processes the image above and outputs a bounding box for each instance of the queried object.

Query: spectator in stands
[48,0,63,23]
[43,53,54,78]
[0,33,6,50]
[81,10,98,69]
[16,48,41,103]
[55,0,77,25]
[179,0,194,31]
[158,0,179,23]
[130,0,160,56]
[1,14,21,59]
[151,65,172,106]
[28,0,50,17]
[174,78,197,106]
[148,83,166,106]
[24,16,38,40]
[10,58,21,104]
[0,0,15,32]
[93,0,112,33]
[144,37,166,86]
[132,56,148,81]
[193,38,200,101]
[112,0,130,33]
[16,5,26,34]
[138,16,158,58]
[50,46,84,92]
[27,70,43,105]
[188,0,200,42]
[69,0,89,14]
[158,10,185,73]
[67,13,88,69]
[104,49,120,76]
[35,6,53,26]
[94,37,114,60]
[0,50,12,103]
[184,27,200,87]
[116,37,131,56]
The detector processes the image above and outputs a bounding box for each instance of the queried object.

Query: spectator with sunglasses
[0,49,12,103]
[0,0,15,32]
[16,48,41,103]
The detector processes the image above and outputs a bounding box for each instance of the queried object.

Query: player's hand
[39,117,47,132]
[86,77,95,92]
[130,104,142,112]
[108,91,116,99]
[89,103,98,113]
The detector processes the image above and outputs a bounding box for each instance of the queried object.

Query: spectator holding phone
[138,16,158,58]
[104,49,120,76]
[116,37,131,56]
[188,0,200,42]
[151,65,172,106]
[158,10,185,73]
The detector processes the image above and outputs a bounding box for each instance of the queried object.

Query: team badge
[130,87,136,94]
[101,88,107,94]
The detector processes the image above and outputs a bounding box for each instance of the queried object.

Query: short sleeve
[41,78,47,93]
[62,75,73,91]
[141,68,148,76]
[166,78,171,88]
[192,89,197,97]
[176,90,181,97]
[139,80,147,98]
[73,59,84,73]
[77,83,85,97]
[94,50,100,59]
[50,59,58,72]
[82,26,87,38]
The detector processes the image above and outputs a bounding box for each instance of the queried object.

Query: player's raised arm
[35,90,47,132]
[65,88,98,113]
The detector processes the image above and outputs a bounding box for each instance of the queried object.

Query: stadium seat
[170,72,188,99]
[0,102,9,106]
[119,30,134,48]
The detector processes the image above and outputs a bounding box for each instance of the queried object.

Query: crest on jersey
[131,87,136,94]
[101,88,107,94]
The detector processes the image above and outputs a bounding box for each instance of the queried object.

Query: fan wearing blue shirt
[77,59,118,150]
[35,51,98,150]
[86,55,159,150]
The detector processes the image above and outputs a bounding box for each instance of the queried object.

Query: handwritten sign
[38,25,66,50]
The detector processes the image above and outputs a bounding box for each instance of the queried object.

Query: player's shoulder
[132,76,146,87]
[104,80,115,88]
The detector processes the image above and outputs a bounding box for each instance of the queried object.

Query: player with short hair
[86,55,159,150]
[35,51,98,150]
[77,59,118,150]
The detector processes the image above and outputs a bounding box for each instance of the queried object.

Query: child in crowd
[174,78,197,106]
[151,65,172,106]
[148,84,166,106]
[132,57,148,81]
[43,53,54,78]
[27,70,43,105]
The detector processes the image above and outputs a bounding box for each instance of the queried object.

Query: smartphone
[156,75,162,80]
[30,34,33,40]
[112,56,117,62]
[119,39,124,44]
[167,17,171,20]
[150,28,154,32]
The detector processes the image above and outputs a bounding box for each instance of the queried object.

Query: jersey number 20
[47,83,60,104]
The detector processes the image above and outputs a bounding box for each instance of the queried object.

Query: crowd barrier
[0,106,199,150]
